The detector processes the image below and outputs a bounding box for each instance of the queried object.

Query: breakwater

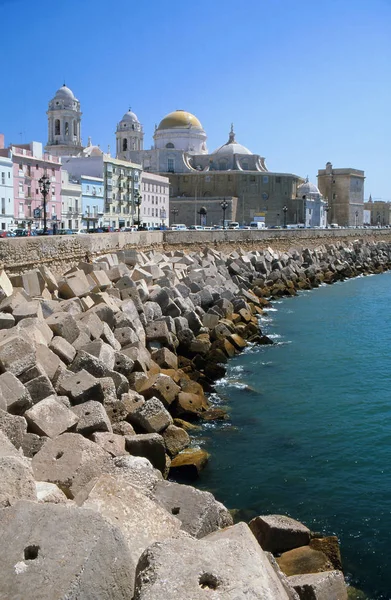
[0,237,390,598]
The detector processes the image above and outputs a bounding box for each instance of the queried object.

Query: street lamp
[160,208,166,230]
[134,191,142,229]
[324,202,330,228]
[220,198,228,229]
[38,174,50,234]
[198,206,207,226]
[355,210,359,228]
[171,208,179,224]
[283,205,288,228]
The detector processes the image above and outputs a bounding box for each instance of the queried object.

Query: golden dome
[157,110,203,130]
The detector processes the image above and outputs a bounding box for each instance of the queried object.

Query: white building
[141,172,170,229]
[45,84,84,157]
[0,142,15,231]
[116,109,144,161]
[60,170,82,231]
[296,179,327,228]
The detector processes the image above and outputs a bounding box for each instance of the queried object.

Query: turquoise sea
[195,272,391,600]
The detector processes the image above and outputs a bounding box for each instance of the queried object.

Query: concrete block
[0,409,27,448]
[32,432,112,498]
[0,311,15,329]
[249,514,311,554]
[145,320,171,344]
[101,321,121,350]
[73,400,112,435]
[45,311,80,343]
[25,395,78,438]
[80,339,115,370]
[114,326,139,347]
[122,342,152,372]
[0,455,37,507]
[162,424,190,457]
[38,265,58,292]
[21,432,47,458]
[58,270,92,299]
[21,269,45,297]
[35,480,68,503]
[0,334,36,376]
[0,371,32,414]
[36,343,66,382]
[288,571,347,600]
[49,335,76,364]
[134,522,296,600]
[0,429,20,458]
[131,266,153,283]
[58,369,103,404]
[139,373,181,408]
[151,347,178,370]
[125,433,166,473]
[131,397,173,434]
[89,269,112,290]
[91,432,127,457]
[79,311,105,339]
[70,349,111,378]
[107,264,130,282]
[0,501,134,599]
[13,300,43,323]
[113,351,135,377]
[25,375,55,404]
[0,269,13,300]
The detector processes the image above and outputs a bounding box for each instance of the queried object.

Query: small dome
[297,179,321,197]
[82,139,103,157]
[121,109,139,123]
[54,84,76,101]
[157,110,203,130]
[212,125,252,155]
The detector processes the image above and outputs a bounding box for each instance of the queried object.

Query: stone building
[296,179,327,228]
[60,170,82,231]
[317,162,365,227]
[141,172,169,229]
[121,109,301,227]
[0,134,16,231]
[115,109,144,160]
[45,85,83,157]
[363,195,391,226]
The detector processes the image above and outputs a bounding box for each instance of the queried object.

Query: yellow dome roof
[157,110,203,130]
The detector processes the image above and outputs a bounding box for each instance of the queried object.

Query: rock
[309,536,343,571]
[0,429,20,457]
[151,347,178,370]
[0,311,15,329]
[0,371,32,414]
[72,400,112,435]
[138,373,181,408]
[31,432,111,498]
[0,409,27,448]
[162,424,190,456]
[249,514,311,554]
[75,474,181,574]
[35,481,68,504]
[25,375,56,404]
[49,336,76,365]
[45,311,80,343]
[112,420,136,436]
[173,417,201,431]
[25,395,78,438]
[145,320,171,345]
[277,546,334,577]
[58,369,102,404]
[21,432,46,458]
[130,397,173,433]
[174,391,208,418]
[0,269,13,300]
[91,432,127,457]
[0,455,37,507]
[36,344,66,382]
[288,571,347,600]
[154,480,233,538]
[169,447,209,479]
[111,454,163,498]
[125,433,166,473]
[0,501,134,599]
[122,342,152,372]
[0,334,36,376]
[134,522,296,600]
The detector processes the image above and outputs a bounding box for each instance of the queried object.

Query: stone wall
[2,228,391,274]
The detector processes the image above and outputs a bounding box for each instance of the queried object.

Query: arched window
[123,139,128,151]
[242,161,249,170]
[55,120,60,135]
[65,122,69,136]
[219,160,227,171]
[165,143,175,149]
[73,121,77,136]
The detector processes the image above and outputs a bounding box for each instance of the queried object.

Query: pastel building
[0,140,61,229]
[60,169,82,230]
[81,175,104,229]
[141,172,170,228]
[0,134,16,230]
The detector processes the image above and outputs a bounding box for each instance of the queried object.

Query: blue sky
[1,0,390,199]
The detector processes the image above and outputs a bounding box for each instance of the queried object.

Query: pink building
[0,139,62,230]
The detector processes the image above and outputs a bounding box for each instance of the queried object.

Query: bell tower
[45,84,83,157]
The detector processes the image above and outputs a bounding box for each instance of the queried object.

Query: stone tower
[45,84,83,157]
[115,109,144,160]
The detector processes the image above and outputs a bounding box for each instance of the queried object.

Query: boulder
[249,514,311,554]
[0,455,36,507]
[45,312,80,343]
[49,336,76,365]
[0,501,134,599]
[154,480,233,538]
[288,571,347,600]
[138,373,180,407]
[0,371,32,414]
[134,522,297,600]
[91,432,127,457]
[277,546,334,577]
[25,375,56,404]
[0,334,36,376]
[125,433,166,473]
[169,447,209,479]
[151,347,178,370]
[130,397,173,433]
[111,454,163,498]
[72,400,112,435]
[0,409,27,448]
[25,395,78,438]
[58,369,102,404]
[309,536,343,571]
[31,432,111,498]
[0,429,20,458]
[162,424,190,456]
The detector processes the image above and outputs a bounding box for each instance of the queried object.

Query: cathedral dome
[54,84,76,101]
[121,110,140,123]
[157,110,203,130]
[212,125,252,155]
[297,179,321,198]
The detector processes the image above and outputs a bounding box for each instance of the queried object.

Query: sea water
[194,272,391,600]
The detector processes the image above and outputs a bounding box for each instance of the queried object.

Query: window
[19,164,23,172]
[52,204,56,215]
[167,158,174,172]
[1,198,5,215]
[73,121,77,136]
[75,199,79,213]
[166,143,175,149]
[1,223,5,230]
[263,176,269,184]
[276,176,281,184]
[36,164,39,170]
[27,187,31,198]
[123,139,128,151]
[1,173,4,185]
[8,172,10,179]
[65,122,69,136]
[250,175,256,182]
[55,120,60,135]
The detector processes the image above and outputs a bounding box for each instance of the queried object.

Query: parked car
[14,229,38,236]
[57,229,74,235]
[189,225,204,231]
[171,224,187,231]
[75,228,88,235]
[0,231,15,238]
[228,222,240,229]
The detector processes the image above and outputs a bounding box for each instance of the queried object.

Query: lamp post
[134,191,142,229]
[171,208,179,224]
[38,174,50,234]
[220,198,228,229]
[324,202,330,228]
[355,209,359,228]
[283,205,288,228]
[160,208,166,230]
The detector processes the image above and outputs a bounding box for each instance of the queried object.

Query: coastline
[0,237,388,597]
